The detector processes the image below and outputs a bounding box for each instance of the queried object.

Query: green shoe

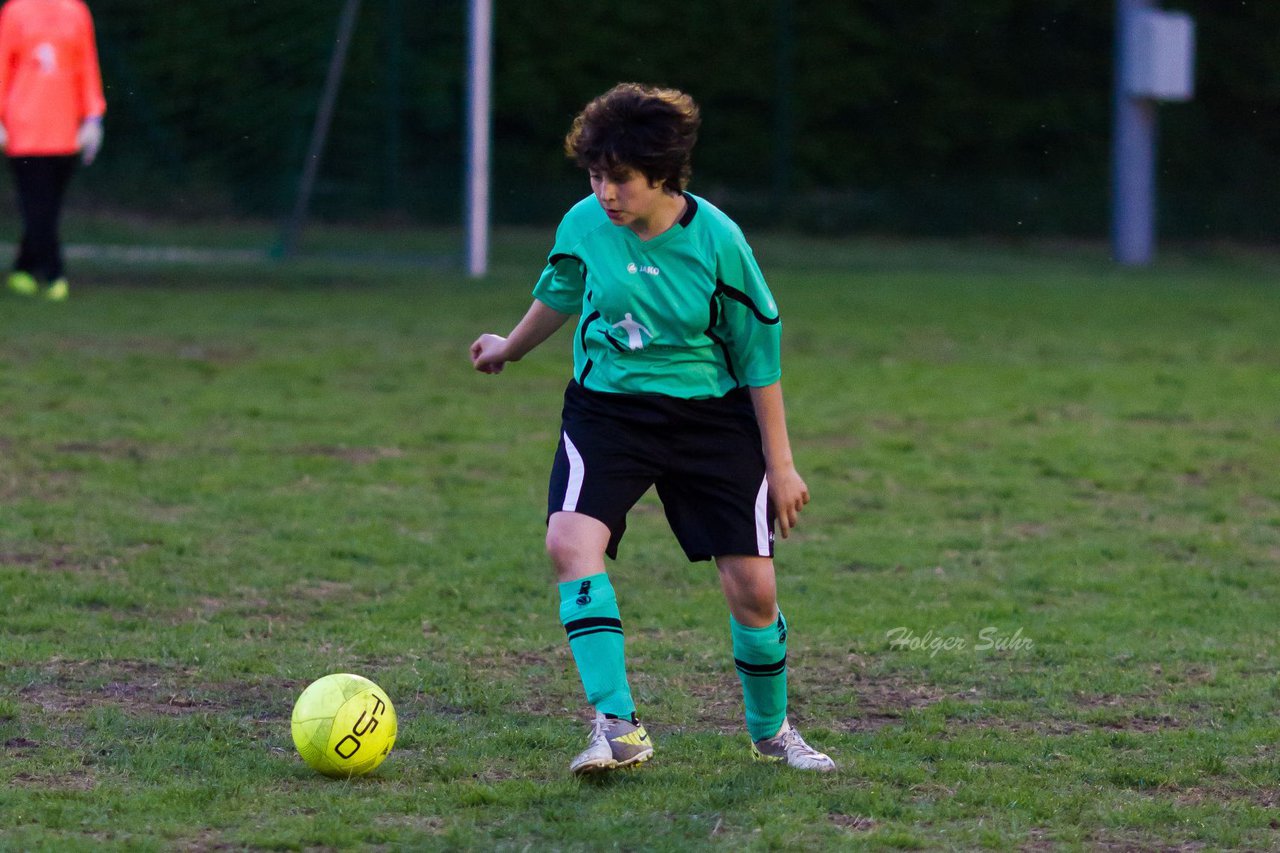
[44,278,69,302]
[7,271,38,296]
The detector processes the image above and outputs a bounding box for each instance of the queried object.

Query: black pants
[8,155,77,282]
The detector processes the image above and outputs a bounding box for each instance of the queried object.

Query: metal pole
[386,0,404,212]
[1111,0,1156,266]
[772,0,795,219]
[279,0,362,258]
[465,0,493,278]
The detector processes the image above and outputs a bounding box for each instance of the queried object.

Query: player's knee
[736,581,779,625]
[545,513,611,579]
[544,527,588,576]
[739,595,779,627]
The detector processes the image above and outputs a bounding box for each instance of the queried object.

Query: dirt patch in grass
[288,445,405,464]
[54,440,148,461]
[1081,712,1184,733]
[18,659,294,720]
[1070,692,1188,732]
[842,677,954,732]
[287,579,356,602]
[965,713,1184,737]
[23,677,229,718]
[797,651,959,732]
[410,643,1208,741]
[170,829,236,853]
[1084,832,1208,852]
[0,467,76,502]
[829,813,877,832]
[1174,784,1279,810]
[1019,827,1059,851]
[52,337,256,366]
[490,640,977,734]
[0,545,135,577]
[10,769,97,792]
[374,815,446,834]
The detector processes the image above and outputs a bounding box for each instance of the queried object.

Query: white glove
[0,121,7,152]
[77,117,103,165]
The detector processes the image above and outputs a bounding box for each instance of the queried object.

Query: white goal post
[465,0,493,278]
[277,0,492,274]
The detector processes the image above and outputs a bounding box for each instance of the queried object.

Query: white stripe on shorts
[754,475,771,555]
[562,431,585,512]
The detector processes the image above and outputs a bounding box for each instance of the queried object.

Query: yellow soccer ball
[291,673,397,778]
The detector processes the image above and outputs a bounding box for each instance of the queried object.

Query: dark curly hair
[564,83,701,193]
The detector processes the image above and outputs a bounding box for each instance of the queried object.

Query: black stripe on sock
[567,627,625,640]
[734,655,787,677]
[564,617,623,635]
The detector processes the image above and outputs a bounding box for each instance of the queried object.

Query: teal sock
[731,612,788,741]
[559,573,635,719]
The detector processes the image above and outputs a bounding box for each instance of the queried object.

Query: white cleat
[751,719,836,772]
[570,712,654,776]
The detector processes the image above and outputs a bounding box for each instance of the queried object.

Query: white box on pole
[1125,10,1195,101]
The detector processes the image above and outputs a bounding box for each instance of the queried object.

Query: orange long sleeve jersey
[0,0,104,156]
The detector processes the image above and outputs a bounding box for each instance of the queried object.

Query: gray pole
[465,0,493,278]
[386,0,404,212]
[279,0,362,258]
[1111,0,1156,266]
[772,0,795,219]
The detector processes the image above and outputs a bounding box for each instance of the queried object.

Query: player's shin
[559,573,636,720]
[731,612,788,741]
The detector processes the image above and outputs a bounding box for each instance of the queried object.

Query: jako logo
[626,263,660,276]
[35,43,57,74]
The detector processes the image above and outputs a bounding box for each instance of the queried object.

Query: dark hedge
[71,0,1279,239]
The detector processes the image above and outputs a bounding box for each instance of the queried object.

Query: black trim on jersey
[703,295,739,385]
[578,300,601,387]
[582,310,601,342]
[734,655,788,677]
[548,252,585,271]
[604,333,627,353]
[679,193,698,227]
[715,280,781,325]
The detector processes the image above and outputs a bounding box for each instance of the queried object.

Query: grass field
[2,231,1279,851]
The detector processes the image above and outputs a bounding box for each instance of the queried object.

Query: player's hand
[77,117,103,165]
[768,464,810,539]
[0,122,7,152]
[470,333,511,374]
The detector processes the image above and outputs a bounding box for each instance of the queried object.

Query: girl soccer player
[470,83,835,775]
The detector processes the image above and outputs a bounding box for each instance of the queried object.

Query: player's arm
[75,3,106,164]
[749,381,809,538]
[77,4,107,120]
[471,299,572,375]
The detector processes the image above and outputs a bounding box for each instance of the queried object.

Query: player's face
[590,167,670,233]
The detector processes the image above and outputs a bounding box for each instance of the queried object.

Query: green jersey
[532,193,782,399]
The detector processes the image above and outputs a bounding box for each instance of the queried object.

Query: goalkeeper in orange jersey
[0,0,105,302]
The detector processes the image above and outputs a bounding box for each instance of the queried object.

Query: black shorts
[547,380,774,562]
